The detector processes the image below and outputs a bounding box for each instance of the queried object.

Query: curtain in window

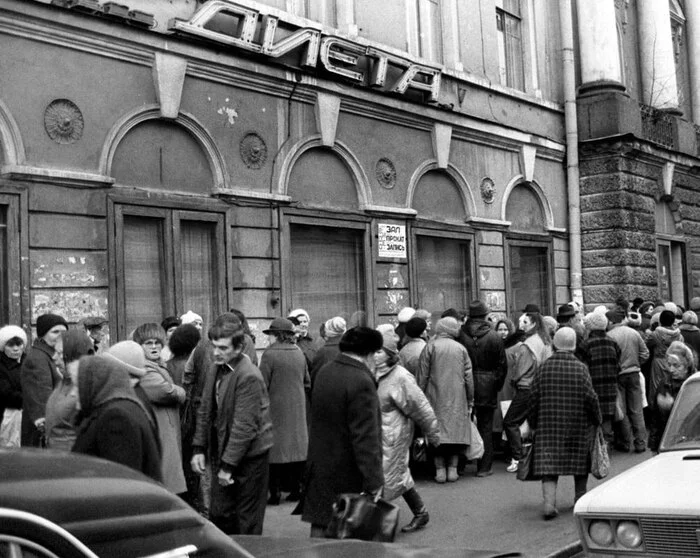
[181,220,217,328]
[123,216,166,334]
[509,245,549,315]
[290,224,366,328]
[416,236,470,323]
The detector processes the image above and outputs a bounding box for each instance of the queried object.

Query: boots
[542,478,558,520]
[434,456,446,483]
[401,487,430,533]
[447,455,459,482]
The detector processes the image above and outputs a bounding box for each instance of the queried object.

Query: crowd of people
[0,295,697,535]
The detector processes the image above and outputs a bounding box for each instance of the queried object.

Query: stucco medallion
[375,158,396,189]
[480,177,496,204]
[239,132,267,169]
[44,99,84,144]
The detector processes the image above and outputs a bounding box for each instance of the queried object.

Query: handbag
[516,438,541,481]
[325,493,400,542]
[411,436,428,463]
[590,425,610,480]
[466,419,484,460]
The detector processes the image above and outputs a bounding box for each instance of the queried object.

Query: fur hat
[263,317,295,334]
[339,327,383,356]
[105,340,147,378]
[593,305,608,315]
[0,325,27,351]
[553,327,576,351]
[585,312,608,332]
[435,317,461,339]
[682,310,698,326]
[376,324,399,353]
[405,317,427,339]
[180,311,203,326]
[690,297,700,312]
[61,330,94,364]
[324,317,347,337]
[397,307,416,323]
[288,308,310,322]
[659,310,676,328]
[468,300,489,318]
[36,313,68,339]
[626,312,642,328]
[664,301,680,316]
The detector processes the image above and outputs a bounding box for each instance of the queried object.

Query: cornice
[0,165,115,188]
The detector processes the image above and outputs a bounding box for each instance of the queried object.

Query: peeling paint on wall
[31,289,109,323]
[217,105,238,126]
[30,250,108,288]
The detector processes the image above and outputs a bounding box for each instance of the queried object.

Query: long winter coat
[679,324,700,367]
[647,326,682,400]
[583,331,621,418]
[0,351,24,422]
[462,319,507,408]
[398,337,426,377]
[21,339,62,447]
[259,341,309,464]
[528,351,601,476]
[376,362,439,501]
[302,353,383,528]
[140,360,187,494]
[417,333,474,446]
[309,335,341,388]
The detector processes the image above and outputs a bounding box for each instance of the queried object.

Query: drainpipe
[559,0,583,307]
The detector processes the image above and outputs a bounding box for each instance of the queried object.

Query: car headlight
[616,520,642,548]
[589,520,614,547]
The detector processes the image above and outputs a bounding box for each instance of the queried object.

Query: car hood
[575,451,700,515]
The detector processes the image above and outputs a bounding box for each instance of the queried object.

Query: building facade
[0,0,698,342]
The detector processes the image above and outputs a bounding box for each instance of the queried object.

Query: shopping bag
[590,426,610,480]
[517,439,541,481]
[466,419,484,460]
[411,436,428,463]
[0,409,21,449]
[325,493,400,542]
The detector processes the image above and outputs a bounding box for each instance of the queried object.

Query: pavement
[261,449,651,557]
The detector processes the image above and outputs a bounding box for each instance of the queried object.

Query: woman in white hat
[0,325,27,448]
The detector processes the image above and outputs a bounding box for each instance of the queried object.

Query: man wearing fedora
[83,316,108,353]
[301,327,384,537]
[462,300,507,477]
[555,304,587,362]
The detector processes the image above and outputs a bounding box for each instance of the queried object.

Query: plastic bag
[466,419,484,460]
[0,409,21,449]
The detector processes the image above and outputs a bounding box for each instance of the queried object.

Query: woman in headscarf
[375,324,439,532]
[134,322,187,494]
[0,325,27,448]
[417,316,474,483]
[45,329,95,451]
[72,355,161,481]
[288,308,316,369]
[259,317,309,504]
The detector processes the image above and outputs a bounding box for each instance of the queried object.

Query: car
[0,448,251,558]
[574,371,700,557]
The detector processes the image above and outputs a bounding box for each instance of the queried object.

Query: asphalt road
[262,448,650,557]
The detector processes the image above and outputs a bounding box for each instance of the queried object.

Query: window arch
[502,178,553,232]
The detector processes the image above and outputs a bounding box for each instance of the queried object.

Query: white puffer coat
[376,362,439,501]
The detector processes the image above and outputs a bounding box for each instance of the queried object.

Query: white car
[574,371,700,557]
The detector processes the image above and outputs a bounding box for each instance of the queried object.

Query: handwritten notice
[378,224,407,259]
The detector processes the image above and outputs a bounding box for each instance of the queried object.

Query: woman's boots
[447,455,459,482]
[542,478,558,520]
[434,455,459,483]
[434,456,446,483]
[401,487,430,533]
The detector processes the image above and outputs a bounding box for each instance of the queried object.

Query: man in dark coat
[309,316,346,388]
[528,328,601,520]
[556,303,588,363]
[461,300,507,477]
[582,312,620,449]
[302,326,384,537]
[191,321,273,535]
[72,355,162,482]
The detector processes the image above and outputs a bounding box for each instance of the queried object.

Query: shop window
[0,194,20,326]
[507,241,551,316]
[288,222,368,327]
[656,200,686,305]
[415,233,471,322]
[496,0,525,91]
[115,206,225,337]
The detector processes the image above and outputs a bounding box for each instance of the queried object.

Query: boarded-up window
[116,207,225,338]
[289,223,366,326]
[415,234,471,323]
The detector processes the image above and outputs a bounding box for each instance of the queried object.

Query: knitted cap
[405,317,427,339]
[553,327,576,351]
[585,312,608,332]
[543,315,558,333]
[288,308,310,322]
[180,311,203,325]
[0,325,27,351]
[324,317,347,337]
[376,324,399,353]
[36,313,68,339]
[468,300,489,318]
[690,297,700,311]
[659,310,676,328]
[397,307,416,323]
[105,340,147,378]
[682,310,698,326]
[263,317,295,334]
[664,302,680,316]
[435,317,461,339]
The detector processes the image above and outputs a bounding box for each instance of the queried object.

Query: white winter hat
[180,311,203,325]
[0,325,27,351]
[397,307,416,323]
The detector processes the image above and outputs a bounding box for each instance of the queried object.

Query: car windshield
[660,376,700,451]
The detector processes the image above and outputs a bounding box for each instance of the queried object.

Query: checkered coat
[582,331,621,419]
[528,351,601,476]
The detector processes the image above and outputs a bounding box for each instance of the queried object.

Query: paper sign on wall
[378,224,407,259]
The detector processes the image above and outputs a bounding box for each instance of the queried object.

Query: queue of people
[0,294,698,536]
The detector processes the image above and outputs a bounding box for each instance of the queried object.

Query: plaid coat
[582,331,621,418]
[528,351,601,476]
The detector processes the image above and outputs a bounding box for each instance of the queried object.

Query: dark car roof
[0,449,246,558]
